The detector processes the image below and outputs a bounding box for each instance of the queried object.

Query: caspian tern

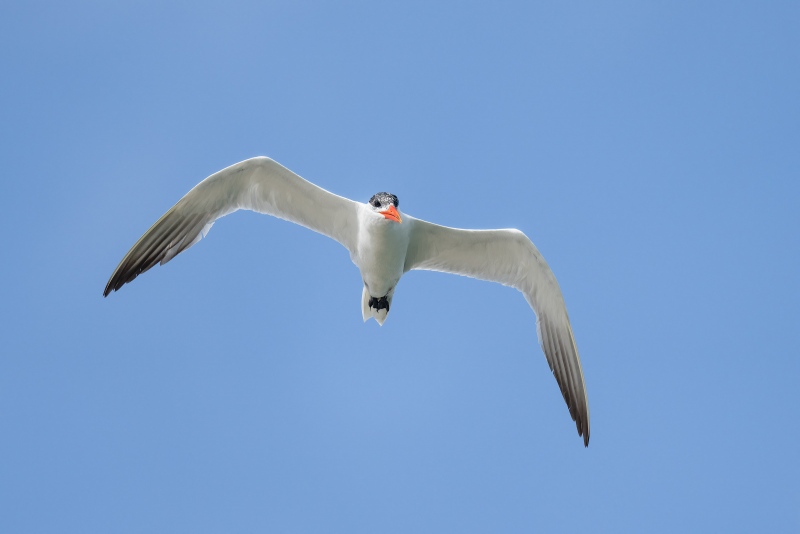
[104,157,590,446]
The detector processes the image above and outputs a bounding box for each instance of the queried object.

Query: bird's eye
[372,200,381,208]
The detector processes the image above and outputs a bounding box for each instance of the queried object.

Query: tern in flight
[104,157,590,446]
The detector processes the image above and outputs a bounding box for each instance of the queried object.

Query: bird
[104,157,590,446]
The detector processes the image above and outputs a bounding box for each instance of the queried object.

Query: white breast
[353,209,411,297]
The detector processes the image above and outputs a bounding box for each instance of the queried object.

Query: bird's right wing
[404,216,590,446]
[104,157,362,296]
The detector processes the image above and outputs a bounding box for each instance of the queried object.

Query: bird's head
[368,192,402,223]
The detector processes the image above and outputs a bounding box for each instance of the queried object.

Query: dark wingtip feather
[541,317,590,447]
[103,207,207,298]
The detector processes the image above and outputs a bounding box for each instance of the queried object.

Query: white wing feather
[104,157,361,296]
[404,217,590,446]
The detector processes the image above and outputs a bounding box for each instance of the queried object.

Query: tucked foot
[368,295,390,312]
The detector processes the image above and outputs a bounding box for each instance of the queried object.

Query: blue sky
[1,1,798,532]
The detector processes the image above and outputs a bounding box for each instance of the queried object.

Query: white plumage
[105,157,590,446]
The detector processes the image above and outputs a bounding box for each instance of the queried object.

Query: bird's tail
[361,286,391,326]
[361,286,371,322]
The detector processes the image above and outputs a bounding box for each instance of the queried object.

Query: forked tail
[361,286,391,326]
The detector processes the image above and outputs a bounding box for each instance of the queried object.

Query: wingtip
[103,278,117,297]
[579,416,590,447]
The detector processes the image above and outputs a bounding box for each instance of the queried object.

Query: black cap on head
[368,192,399,209]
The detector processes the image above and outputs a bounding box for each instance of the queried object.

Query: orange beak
[380,205,402,223]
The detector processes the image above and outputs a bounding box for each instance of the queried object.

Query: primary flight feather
[105,157,590,446]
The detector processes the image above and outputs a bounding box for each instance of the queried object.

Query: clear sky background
[1,2,798,532]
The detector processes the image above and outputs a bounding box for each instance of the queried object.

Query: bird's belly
[357,253,404,296]
[354,237,406,297]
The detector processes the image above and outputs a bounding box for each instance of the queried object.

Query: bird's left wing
[404,216,590,446]
[104,157,362,296]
